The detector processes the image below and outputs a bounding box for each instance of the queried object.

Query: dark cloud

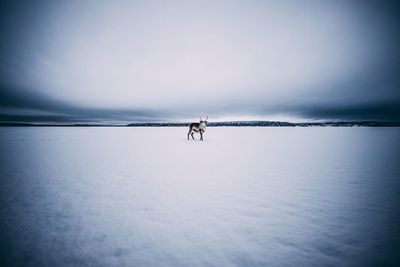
[291,101,400,121]
[0,85,163,123]
[0,85,63,111]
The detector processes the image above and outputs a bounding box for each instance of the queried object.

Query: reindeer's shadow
[186,138,206,142]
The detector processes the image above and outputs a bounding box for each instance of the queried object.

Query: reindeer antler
[205,116,208,121]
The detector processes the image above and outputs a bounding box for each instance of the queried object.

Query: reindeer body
[188,117,208,140]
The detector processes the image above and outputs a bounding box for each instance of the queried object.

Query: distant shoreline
[1,121,400,127]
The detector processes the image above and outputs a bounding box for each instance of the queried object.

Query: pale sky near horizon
[0,0,399,122]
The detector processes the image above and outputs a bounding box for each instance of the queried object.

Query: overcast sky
[0,0,399,122]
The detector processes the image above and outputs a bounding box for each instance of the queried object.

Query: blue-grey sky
[0,0,399,122]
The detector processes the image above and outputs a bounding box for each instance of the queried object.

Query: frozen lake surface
[0,127,399,267]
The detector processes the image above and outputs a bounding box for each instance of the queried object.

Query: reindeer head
[200,116,208,126]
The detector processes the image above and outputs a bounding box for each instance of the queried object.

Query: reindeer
[188,116,208,141]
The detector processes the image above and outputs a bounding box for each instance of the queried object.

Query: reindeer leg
[191,132,195,140]
[200,131,203,141]
[188,125,194,140]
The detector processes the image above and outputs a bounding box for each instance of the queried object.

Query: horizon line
[1,120,400,127]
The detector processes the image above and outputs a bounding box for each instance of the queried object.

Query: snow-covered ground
[0,127,399,266]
